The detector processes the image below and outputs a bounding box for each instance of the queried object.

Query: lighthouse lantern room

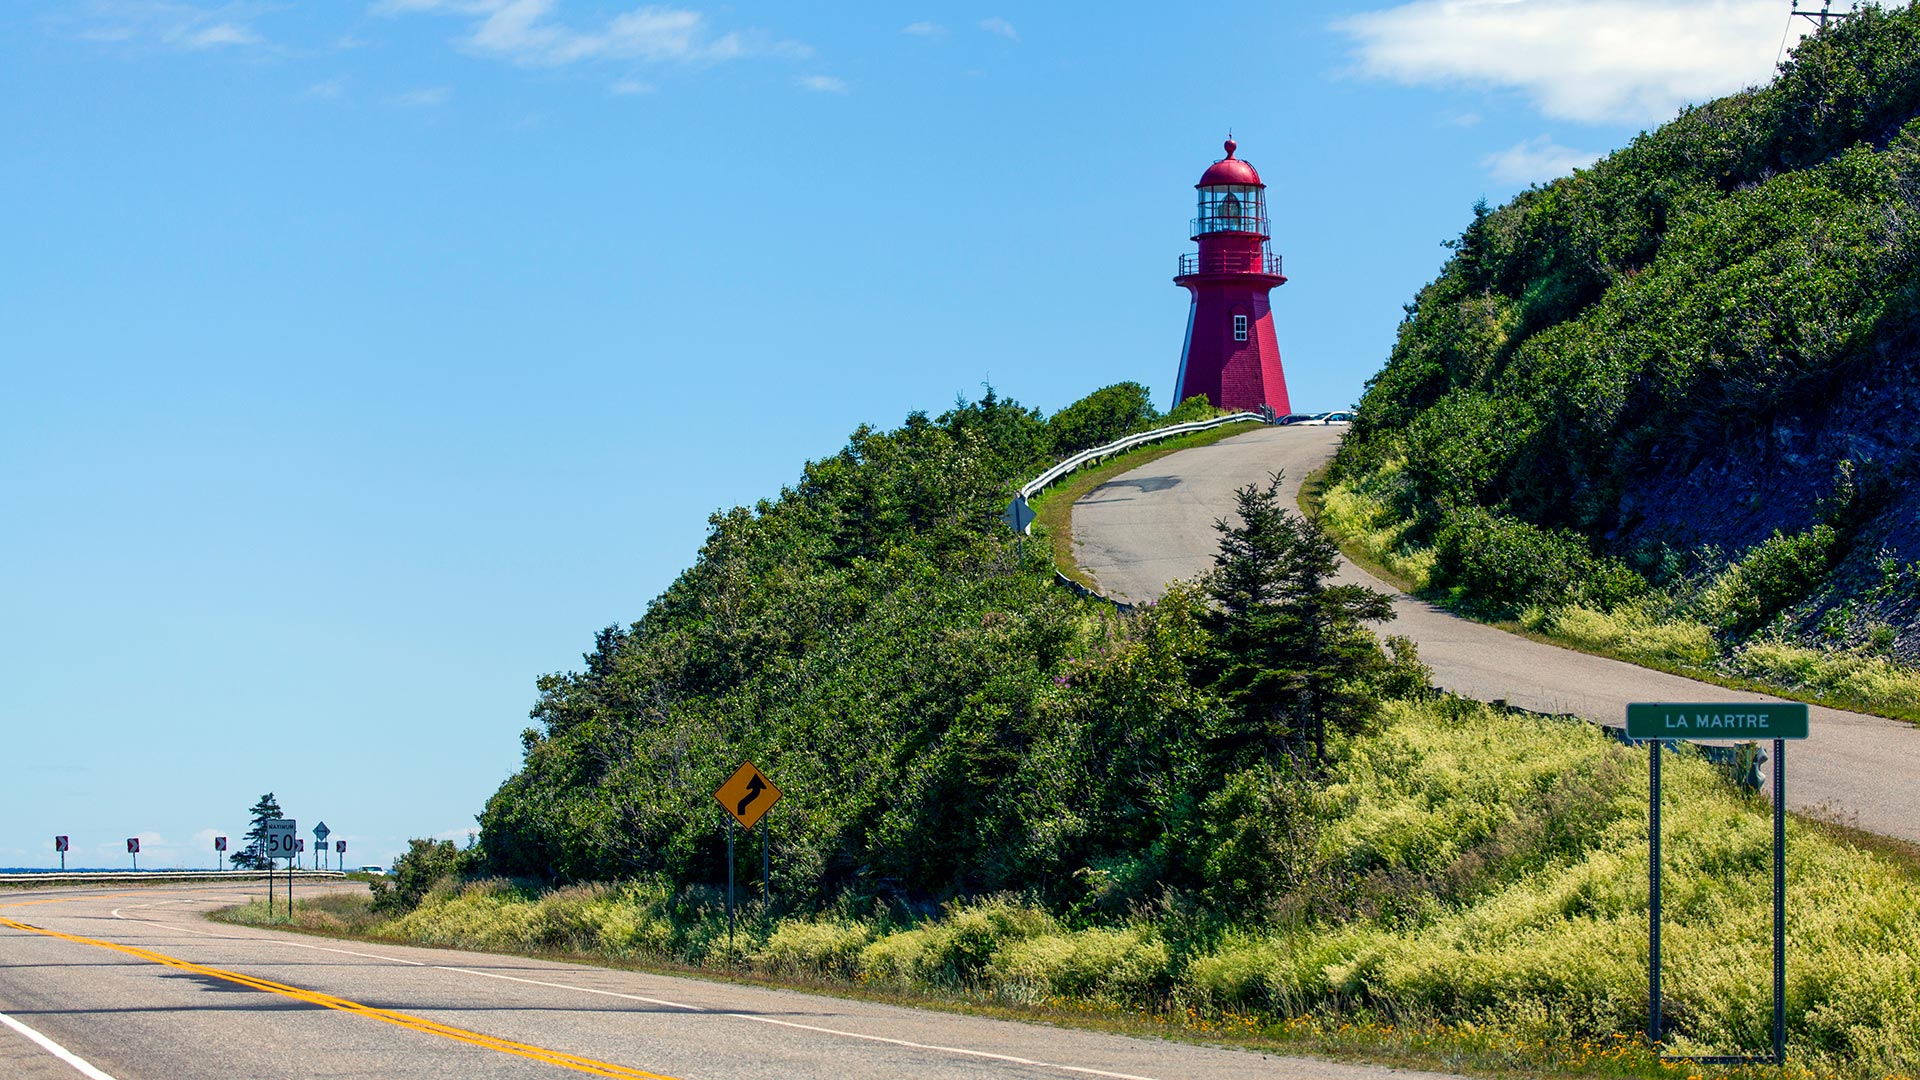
[1172,137,1291,415]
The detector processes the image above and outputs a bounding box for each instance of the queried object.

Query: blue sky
[1,1,1829,867]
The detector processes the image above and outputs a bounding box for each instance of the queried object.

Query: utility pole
[1791,1,1856,29]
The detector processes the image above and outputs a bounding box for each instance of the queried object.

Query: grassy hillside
[231,696,1920,1078]
[1327,8,1920,709]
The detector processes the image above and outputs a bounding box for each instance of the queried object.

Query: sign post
[264,819,297,919]
[215,835,227,871]
[55,835,68,872]
[126,837,139,871]
[1628,702,1807,1066]
[336,840,346,870]
[313,823,330,871]
[713,761,783,958]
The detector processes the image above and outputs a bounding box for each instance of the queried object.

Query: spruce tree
[1201,472,1396,766]
[231,792,283,869]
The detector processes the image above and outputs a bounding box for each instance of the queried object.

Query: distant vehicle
[1274,413,1317,425]
[357,865,387,875]
[1302,411,1355,425]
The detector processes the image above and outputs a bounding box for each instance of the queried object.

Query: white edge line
[0,1011,120,1080]
[107,901,1162,1080]
[437,966,1165,1080]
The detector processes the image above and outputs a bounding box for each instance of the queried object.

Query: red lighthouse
[1172,138,1291,415]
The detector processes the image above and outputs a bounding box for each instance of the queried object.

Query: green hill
[1330,7,1920,699]
[475,384,1405,911]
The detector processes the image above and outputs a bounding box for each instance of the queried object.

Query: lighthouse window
[1233,315,1249,341]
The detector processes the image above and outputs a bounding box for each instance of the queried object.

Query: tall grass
[262,698,1920,1078]
[1312,465,1435,591]
[1521,602,1717,669]
[1731,639,1920,718]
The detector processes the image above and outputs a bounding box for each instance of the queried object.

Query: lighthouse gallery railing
[1178,250,1283,277]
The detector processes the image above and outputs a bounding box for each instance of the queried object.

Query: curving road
[1071,425,1920,844]
[0,881,1463,1080]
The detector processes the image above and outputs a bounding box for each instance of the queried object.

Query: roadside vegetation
[202,378,1920,1077]
[1322,8,1920,723]
[222,695,1920,1079]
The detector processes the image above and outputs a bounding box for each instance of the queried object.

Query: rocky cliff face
[1619,312,1920,656]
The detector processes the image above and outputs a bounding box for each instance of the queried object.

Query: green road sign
[1626,702,1809,740]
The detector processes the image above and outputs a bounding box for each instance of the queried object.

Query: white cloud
[394,84,453,106]
[902,21,947,37]
[179,22,260,48]
[979,16,1018,41]
[378,0,811,67]
[799,74,847,93]
[1338,0,1815,125]
[1482,134,1600,184]
[69,4,268,52]
[303,76,348,99]
[608,76,654,94]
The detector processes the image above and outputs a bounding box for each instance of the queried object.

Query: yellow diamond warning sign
[714,760,782,829]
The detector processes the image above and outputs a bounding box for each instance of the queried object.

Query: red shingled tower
[1172,137,1291,414]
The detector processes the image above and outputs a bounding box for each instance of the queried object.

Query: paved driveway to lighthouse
[1070,425,1920,845]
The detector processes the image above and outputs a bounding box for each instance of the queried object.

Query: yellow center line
[0,893,152,909]
[0,916,683,1080]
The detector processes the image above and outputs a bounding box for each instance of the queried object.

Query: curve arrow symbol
[736,774,766,817]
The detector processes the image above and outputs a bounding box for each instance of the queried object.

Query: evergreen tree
[230,792,283,869]
[1201,473,1396,766]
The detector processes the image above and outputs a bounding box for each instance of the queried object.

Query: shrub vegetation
[1323,7,1920,716]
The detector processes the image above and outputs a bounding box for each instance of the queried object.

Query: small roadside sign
[297,838,306,853]
[313,822,330,842]
[335,840,346,854]
[1002,495,1036,535]
[1626,702,1809,741]
[714,761,782,830]
[264,819,298,859]
[54,836,68,853]
[126,838,139,854]
[215,836,227,852]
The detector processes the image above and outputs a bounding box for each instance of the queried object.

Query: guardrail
[1018,412,1264,501]
[0,870,348,886]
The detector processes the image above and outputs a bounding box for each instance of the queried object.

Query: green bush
[1697,525,1839,636]
[1430,507,1644,615]
[368,838,466,915]
[1045,382,1157,456]
[1162,393,1220,426]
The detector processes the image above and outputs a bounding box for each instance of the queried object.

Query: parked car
[1274,413,1317,425]
[1302,410,1355,425]
[357,865,387,875]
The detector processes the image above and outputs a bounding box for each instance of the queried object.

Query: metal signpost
[126,837,139,871]
[264,819,297,917]
[313,823,330,870]
[336,840,346,868]
[1628,702,1809,1066]
[215,835,227,870]
[55,835,68,872]
[713,761,783,956]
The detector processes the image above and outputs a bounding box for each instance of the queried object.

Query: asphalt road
[1071,424,1920,844]
[0,881,1463,1080]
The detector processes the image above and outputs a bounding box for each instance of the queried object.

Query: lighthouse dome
[1197,137,1263,187]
